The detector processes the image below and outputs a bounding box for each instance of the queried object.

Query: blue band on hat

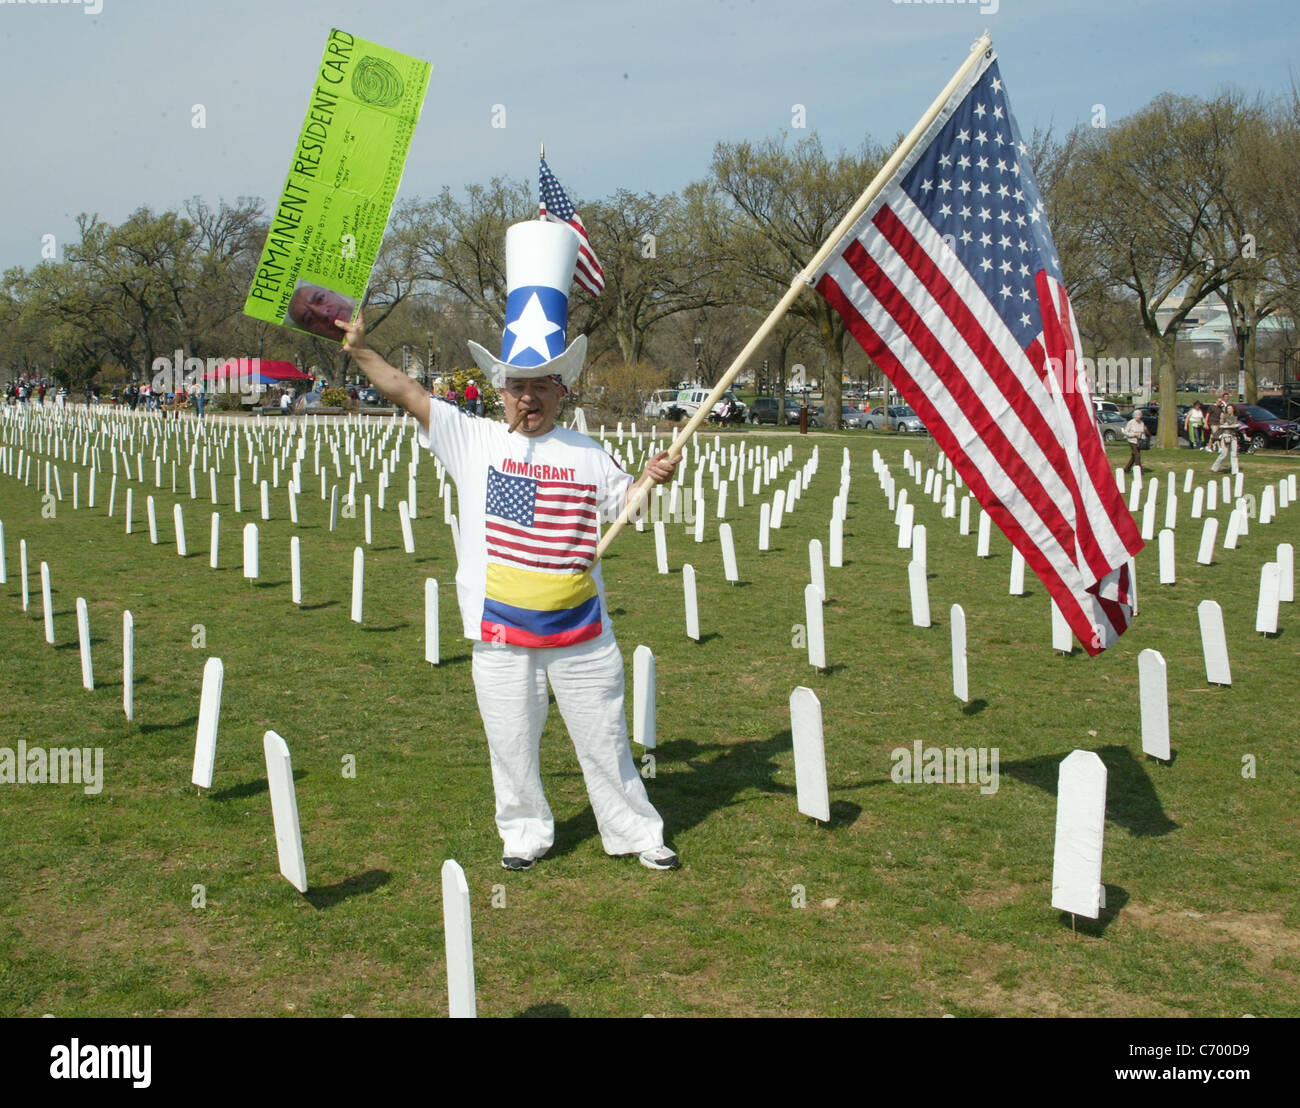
[501,285,569,367]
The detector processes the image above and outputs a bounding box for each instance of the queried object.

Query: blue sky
[1,0,1296,274]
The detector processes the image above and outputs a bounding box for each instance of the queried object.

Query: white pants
[471,631,664,859]
[1211,434,1237,472]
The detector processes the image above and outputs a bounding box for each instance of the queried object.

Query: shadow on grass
[298,600,339,611]
[547,729,805,857]
[361,623,409,633]
[139,715,199,734]
[962,698,989,716]
[304,868,391,910]
[515,1003,571,1018]
[1000,745,1178,837]
[1056,884,1130,936]
[208,769,305,802]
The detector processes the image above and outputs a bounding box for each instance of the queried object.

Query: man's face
[501,375,564,436]
[288,285,353,339]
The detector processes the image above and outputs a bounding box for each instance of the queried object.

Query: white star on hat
[503,292,562,364]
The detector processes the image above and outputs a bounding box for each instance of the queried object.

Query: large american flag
[811,51,1142,655]
[539,157,605,296]
[485,466,599,572]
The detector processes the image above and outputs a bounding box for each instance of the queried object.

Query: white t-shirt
[418,400,632,646]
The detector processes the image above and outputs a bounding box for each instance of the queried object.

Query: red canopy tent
[205,359,314,384]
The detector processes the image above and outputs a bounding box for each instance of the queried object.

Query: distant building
[1153,299,1291,359]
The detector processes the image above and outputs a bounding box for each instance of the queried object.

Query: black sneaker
[501,856,534,871]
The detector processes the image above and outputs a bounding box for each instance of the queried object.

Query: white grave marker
[653,520,669,574]
[911,524,927,576]
[424,578,440,664]
[950,603,968,701]
[909,559,930,628]
[1158,528,1175,585]
[1277,543,1294,603]
[720,523,739,583]
[41,562,54,644]
[174,503,188,557]
[351,547,365,623]
[1255,562,1280,635]
[1137,648,1170,761]
[441,859,476,1018]
[1196,517,1218,565]
[290,536,302,605]
[804,583,826,669]
[243,523,259,580]
[829,518,843,568]
[192,657,224,789]
[809,539,826,602]
[1009,548,1026,596]
[1050,750,1107,920]
[76,597,94,691]
[758,504,771,552]
[633,644,656,750]
[399,501,416,554]
[123,610,134,721]
[976,510,991,557]
[789,687,830,822]
[896,502,915,549]
[682,563,699,641]
[264,730,308,893]
[1051,599,1073,653]
[1198,600,1231,686]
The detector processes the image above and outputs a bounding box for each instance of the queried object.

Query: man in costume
[336,220,680,871]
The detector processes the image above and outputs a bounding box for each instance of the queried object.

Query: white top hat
[467,221,587,388]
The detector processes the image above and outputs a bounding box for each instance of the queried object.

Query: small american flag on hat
[539,157,605,296]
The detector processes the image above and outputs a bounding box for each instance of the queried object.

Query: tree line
[2,87,1296,436]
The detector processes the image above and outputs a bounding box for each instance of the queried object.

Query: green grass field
[1,410,1297,1017]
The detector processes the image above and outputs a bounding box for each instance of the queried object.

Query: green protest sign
[243,28,431,341]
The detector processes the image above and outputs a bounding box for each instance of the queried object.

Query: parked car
[674,388,746,421]
[1256,394,1300,422]
[1138,406,1191,446]
[643,389,683,420]
[748,397,802,425]
[358,386,382,406]
[1097,410,1128,442]
[810,404,868,429]
[1233,405,1300,452]
[864,404,927,433]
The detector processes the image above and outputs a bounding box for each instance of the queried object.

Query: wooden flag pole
[595,31,994,562]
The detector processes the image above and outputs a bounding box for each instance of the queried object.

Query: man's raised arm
[334,313,431,432]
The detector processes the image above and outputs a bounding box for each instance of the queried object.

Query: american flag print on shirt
[811,51,1142,656]
[481,464,604,647]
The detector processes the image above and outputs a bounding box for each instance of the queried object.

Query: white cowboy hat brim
[467,334,587,390]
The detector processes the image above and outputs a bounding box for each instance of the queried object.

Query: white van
[1092,398,1119,416]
